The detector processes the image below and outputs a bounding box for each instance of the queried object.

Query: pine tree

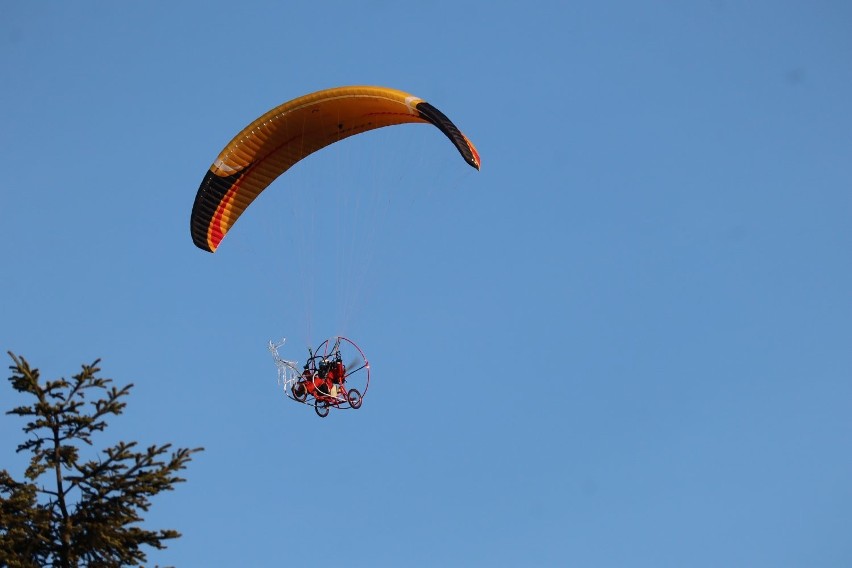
[0,352,203,567]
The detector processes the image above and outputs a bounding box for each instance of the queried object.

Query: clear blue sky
[2,1,851,566]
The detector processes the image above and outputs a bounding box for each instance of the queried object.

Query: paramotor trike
[268,336,370,418]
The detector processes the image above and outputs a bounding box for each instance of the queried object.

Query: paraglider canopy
[190,85,480,253]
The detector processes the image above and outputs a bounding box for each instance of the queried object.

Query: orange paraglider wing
[190,85,480,252]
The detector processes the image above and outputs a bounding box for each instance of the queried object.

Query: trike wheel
[291,382,307,402]
[315,402,330,418]
[347,388,362,409]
